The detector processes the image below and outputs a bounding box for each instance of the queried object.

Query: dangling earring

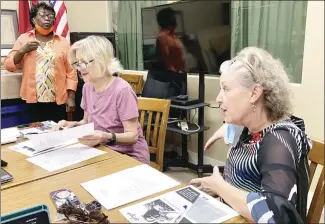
[252,103,256,113]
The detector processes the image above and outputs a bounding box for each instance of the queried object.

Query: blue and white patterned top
[223,117,311,223]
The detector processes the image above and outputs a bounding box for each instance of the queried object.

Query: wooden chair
[307,139,324,223]
[120,73,144,96]
[138,97,170,171]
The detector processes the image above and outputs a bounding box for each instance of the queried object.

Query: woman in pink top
[56,35,149,164]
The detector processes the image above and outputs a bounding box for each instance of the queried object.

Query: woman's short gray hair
[220,47,292,122]
[69,35,123,75]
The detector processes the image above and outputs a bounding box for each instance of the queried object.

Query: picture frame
[1,9,19,49]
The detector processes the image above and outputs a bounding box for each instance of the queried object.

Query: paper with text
[120,185,239,223]
[81,164,180,211]
[27,143,106,172]
[9,139,78,157]
[27,123,94,151]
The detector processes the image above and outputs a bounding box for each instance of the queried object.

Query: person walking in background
[155,7,185,72]
[4,2,77,123]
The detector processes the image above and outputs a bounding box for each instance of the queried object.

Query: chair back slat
[152,112,161,148]
[307,139,324,223]
[138,97,170,171]
[145,111,153,144]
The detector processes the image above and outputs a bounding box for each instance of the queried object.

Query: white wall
[64,1,112,32]
[1,1,16,10]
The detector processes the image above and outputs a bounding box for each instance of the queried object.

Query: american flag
[49,0,70,42]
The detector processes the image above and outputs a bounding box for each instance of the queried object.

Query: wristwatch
[106,132,116,146]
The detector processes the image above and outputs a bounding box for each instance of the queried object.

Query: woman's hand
[78,131,110,147]
[21,41,40,54]
[54,120,79,131]
[204,135,220,151]
[204,124,226,151]
[189,166,224,197]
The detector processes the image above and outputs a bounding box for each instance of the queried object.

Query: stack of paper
[81,164,180,210]
[26,123,94,152]
[9,139,78,157]
[27,143,106,172]
[120,185,239,223]
[19,120,58,136]
[6,123,109,172]
[1,127,20,145]
[9,123,94,156]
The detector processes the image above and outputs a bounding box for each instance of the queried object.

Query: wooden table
[1,142,124,190]
[1,154,247,223]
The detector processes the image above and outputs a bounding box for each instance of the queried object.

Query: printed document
[9,139,78,157]
[120,185,239,223]
[26,123,94,152]
[81,164,180,210]
[27,143,106,172]
[19,120,58,136]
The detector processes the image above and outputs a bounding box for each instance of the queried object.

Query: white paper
[26,143,106,172]
[120,185,239,223]
[19,121,58,136]
[81,164,180,211]
[9,139,78,157]
[1,127,19,144]
[27,123,94,151]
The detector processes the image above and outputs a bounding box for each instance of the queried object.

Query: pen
[24,132,39,135]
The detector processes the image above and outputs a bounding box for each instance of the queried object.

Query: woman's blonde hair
[68,35,123,75]
[221,47,292,122]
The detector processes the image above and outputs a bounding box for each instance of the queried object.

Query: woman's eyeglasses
[71,60,94,71]
[37,13,55,21]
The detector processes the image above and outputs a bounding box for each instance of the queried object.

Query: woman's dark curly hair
[29,2,56,27]
[156,7,177,29]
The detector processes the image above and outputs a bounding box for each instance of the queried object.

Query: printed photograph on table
[123,198,182,223]
[141,199,179,223]
[120,185,239,223]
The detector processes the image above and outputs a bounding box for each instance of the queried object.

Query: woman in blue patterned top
[190,47,310,223]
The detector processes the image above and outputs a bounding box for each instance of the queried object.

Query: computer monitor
[141,0,231,75]
[142,70,187,99]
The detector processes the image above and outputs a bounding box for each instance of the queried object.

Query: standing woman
[4,2,77,122]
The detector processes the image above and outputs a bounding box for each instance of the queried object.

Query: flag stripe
[54,4,65,28]
[61,23,69,37]
[50,0,70,42]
